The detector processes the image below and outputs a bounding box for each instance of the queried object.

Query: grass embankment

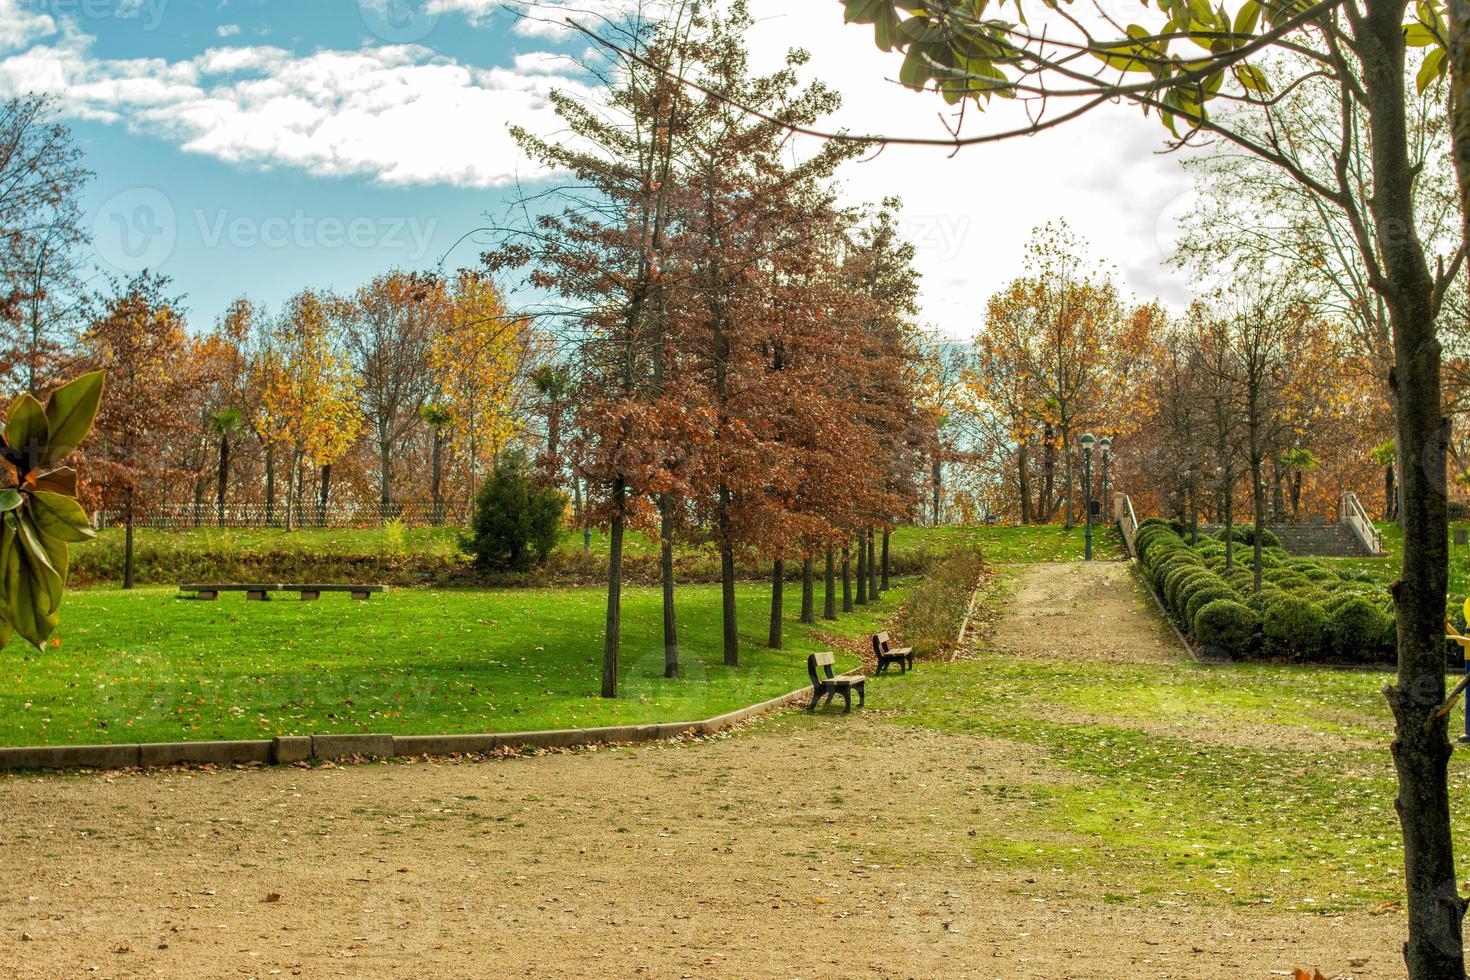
[0,580,908,747]
[811,569,1429,912]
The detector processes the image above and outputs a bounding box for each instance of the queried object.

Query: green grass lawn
[815,572,1430,911]
[1320,520,1470,594]
[0,581,906,747]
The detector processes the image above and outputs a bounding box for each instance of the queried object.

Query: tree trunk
[123,501,135,591]
[801,556,815,625]
[881,529,891,591]
[855,534,868,605]
[319,464,332,527]
[1270,455,1287,524]
[823,549,837,621]
[1223,465,1234,572]
[1018,437,1033,524]
[1189,472,1200,546]
[1041,424,1056,521]
[1062,430,1075,529]
[264,445,276,527]
[602,477,626,699]
[719,483,738,667]
[867,528,878,598]
[931,448,943,525]
[841,545,853,613]
[1250,451,1264,594]
[660,494,679,678]
[430,429,444,526]
[1387,462,1399,521]
[192,478,204,528]
[768,559,783,649]
[216,435,230,525]
[378,437,393,511]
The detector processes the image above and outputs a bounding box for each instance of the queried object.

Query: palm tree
[208,409,243,525]
[420,403,453,526]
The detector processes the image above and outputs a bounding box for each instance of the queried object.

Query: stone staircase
[1271,523,1376,558]
[1195,521,1380,557]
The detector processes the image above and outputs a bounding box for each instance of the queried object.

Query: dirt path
[1,563,1404,979]
[994,559,1182,663]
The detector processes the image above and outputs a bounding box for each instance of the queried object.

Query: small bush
[465,449,568,572]
[1262,595,1329,661]
[1329,598,1394,664]
[1213,524,1283,549]
[1168,568,1217,614]
[1185,583,1238,628]
[1194,600,1259,656]
[1244,587,1283,614]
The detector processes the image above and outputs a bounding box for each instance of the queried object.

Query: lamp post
[1099,436,1113,526]
[1081,433,1095,561]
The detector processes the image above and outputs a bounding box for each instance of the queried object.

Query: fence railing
[1114,492,1140,556]
[1340,492,1385,556]
[97,500,470,530]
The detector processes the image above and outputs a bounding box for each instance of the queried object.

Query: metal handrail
[1341,492,1383,555]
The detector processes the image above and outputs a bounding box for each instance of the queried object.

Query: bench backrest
[807,651,837,685]
[872,631,892,655]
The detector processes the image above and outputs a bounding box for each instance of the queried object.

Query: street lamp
[1099,436,1113,526]
[1081,433,1096,561]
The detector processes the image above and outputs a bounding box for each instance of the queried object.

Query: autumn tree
[81,273,197,588]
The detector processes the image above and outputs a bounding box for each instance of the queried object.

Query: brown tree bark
[801,556,815,625]
[602,477,626,699]
[823,548,837,620]
[841,545,853,613]
[768,559,783,649]
[855,534,868,605]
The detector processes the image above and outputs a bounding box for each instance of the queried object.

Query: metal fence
[97,500,470,530]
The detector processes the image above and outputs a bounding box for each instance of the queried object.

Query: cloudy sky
[0,0,1201,338]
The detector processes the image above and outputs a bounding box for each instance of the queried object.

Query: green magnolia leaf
[29,490,94,543]
[4,393,48,471]
[42,370,105,466]
[13,511,62,616]
[1233,0,1260,36]
[0,489,20,512]
[1404,23,1438,47]
[1234,63,1271,94]
[1418,46,1447,94]
[0,612,12,651]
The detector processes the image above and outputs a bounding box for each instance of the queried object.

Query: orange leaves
[1292,969,1328,980]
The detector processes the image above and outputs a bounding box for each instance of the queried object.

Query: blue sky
[3,0,1199,337]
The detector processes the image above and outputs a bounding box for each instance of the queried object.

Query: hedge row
[1135,519,1395,664]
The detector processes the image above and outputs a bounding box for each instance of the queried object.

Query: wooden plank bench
[181,583,282,601]
[289,584,390,601]
[806,652,866,714]
[871,631,914,674]
[181,583,389,601]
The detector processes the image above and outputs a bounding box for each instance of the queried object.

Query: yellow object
[1447,619,1470,662]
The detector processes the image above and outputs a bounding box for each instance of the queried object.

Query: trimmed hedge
[1136,523,1392,665]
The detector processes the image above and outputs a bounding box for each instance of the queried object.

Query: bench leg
[247,590,268,601]
[841,688,852,713]
[823,689,835,707]
[198,591,218,601]
[300,591,320,602]
[858,683,866,708]
[808,686,820,712]
[351,590,369,601]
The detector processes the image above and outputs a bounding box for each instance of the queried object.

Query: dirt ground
[2,562,1405,979]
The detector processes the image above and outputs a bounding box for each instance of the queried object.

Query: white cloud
[0,22,596,189]
[217,24,241,38]
[0,0,56,51]
[429,0,639,37]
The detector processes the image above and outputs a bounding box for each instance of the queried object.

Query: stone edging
[0,677,856,773]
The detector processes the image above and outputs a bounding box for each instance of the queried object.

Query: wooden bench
[871,631,914,674]
[806,652,865,714]
[182,583,389,601]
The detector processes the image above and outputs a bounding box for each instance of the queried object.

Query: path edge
[0,674,864,774]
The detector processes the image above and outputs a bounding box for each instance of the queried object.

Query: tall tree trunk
[881,529,891,591]
[319,464,332,526]
[768,559,783,649]
[216,435,230,525]
[931,448,943,525]
[264,445,276,527]
[841,545,853,613]
[1041,425,1056,521]
[719,484,738,666]
[378,435,393,511]
[1271,456,1287,524]
[867,528,879,598]
[123,489,135,591]
[801,556,815,625]
[1018,437,1033,524]
[602,478,626,699]
[823,548,837,620]
[855,534,868,605]
[1223,465,1234,572]
[1250,446,1265,593]
[1386,461,1398,521]
[660,494,679,678]
[1062,430,1075,529]
[192,478,204,528]
[430,429,444,526]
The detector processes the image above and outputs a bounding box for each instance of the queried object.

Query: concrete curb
[0,676,844,773]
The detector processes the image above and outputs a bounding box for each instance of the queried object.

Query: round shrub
[1329,598,1394,664]
[465,448,568,571]
[1245,588,1283,614]
[1186,583,1239,627]
[1160,562,1205,604]
[1213,525,1283,549]
[1292,562,1337,582]
[1323,591,1368,614]
[1194,539,1224,559]
[1194,600,1259,656]
[1137,525,1185,563]
[1262,595,1329,661]
[1169,568,1218,615]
